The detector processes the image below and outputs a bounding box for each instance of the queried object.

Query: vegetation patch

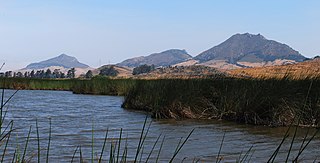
[122,78,320,126]
[1,77,319,126]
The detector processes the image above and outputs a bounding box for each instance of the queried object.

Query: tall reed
[123,78,320,126]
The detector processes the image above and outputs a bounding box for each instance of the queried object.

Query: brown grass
[229,58,320,79]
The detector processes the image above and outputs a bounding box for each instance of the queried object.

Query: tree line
[0,68,77,79]
[132,64,155,75]
[0,64,157,79]
[0,66,119,79]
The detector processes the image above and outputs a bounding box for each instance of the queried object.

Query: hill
[229,57,320,79]
[194,33,306,67]
[25,54,89,69]
[117,49,192,67]
[133,65,227,79]
[93,65,133,77]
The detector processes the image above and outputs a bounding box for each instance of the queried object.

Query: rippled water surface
[2,90,320,162]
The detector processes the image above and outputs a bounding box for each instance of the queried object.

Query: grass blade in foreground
[285,123,299,162]
[145,133,162,162]
[91,121,94,163]
[156,136,165,163]
[293,128,320,162]
[216,132,226,163]
[99,129,109,163]
[240,145,254,163]
[267,122,292,163]
[22,125,32,162]
[71,146,79,163]
[169,128,195,163]
[1,121,13,163]
[80,145,83,163]
[36,119,40,163]
[46,118,52,163]
[116,128,123,163]
[134,116,148,163]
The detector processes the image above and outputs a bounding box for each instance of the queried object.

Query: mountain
[25,54,89,69]
[117,49,192,67]
[194,33,306,64]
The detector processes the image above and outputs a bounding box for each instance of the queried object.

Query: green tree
[67,68,76,78]
[30,70,35,78]
[99,66,119,77]
[53,69,61,78]
[40,70,45,78]
[24,71,29,78]
[85,70,93,78]
[132,64,155,75]
[16,72,23,78]
[5,71,12,77]
[60,72,66,78]
[35,70,44,78]
[45,69,52,78]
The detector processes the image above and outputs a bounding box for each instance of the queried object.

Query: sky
[0,0,320,71]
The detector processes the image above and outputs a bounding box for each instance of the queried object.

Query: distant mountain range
[117,33,307,69]
[24,54,89,69]
[20,33,309,74]
[117,49,192,67]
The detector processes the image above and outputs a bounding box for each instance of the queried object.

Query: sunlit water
[1,90,320,162]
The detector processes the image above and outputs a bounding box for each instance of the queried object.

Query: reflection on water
[2,89,320,162]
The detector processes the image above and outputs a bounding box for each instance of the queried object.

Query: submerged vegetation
[1,76,320,127]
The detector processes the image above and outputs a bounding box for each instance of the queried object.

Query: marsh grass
[123,78,320,126]
[0,78,74,91]
[0,77,136,96]
[1,76,320,126]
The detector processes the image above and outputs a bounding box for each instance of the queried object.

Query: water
[1,89,320,162]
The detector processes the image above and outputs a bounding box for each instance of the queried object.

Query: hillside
[93,65,133,77]
[229,57,320,79]
[117,49,192,67]
[194,33,305,66]
[25,54,89,69]
[133,65,227,79]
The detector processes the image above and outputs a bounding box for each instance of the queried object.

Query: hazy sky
[1,0,319,71]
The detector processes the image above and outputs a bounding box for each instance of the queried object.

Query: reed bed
[71,76,136,95]
[0,78,75,90]
[0,77,136,96]
[1,77,320,126]
[122,78,320,126]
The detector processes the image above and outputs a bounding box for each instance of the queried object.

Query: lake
[2,89,319,162]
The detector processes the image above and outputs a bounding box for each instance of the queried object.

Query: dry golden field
[229,58,320,79]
